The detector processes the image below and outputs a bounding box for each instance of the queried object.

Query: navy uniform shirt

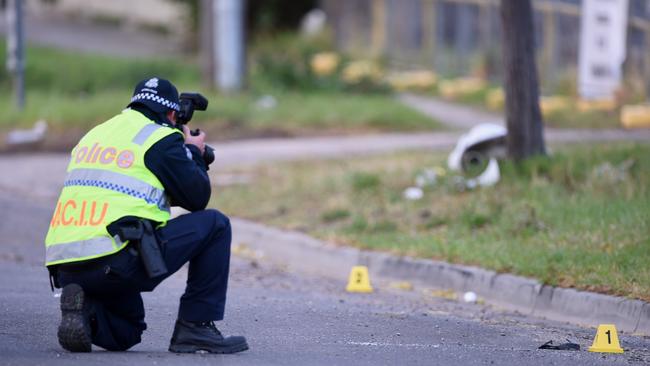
[131,105,211,212]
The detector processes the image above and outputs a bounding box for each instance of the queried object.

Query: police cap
[128,77,180,113]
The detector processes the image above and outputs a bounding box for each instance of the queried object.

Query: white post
[578,0,629,100]
[6,0,25,109]
[213,0,245,92]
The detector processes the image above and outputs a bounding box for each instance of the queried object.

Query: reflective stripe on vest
[132,124,162,145]
[46,235,122,264]
[63,168,170,212]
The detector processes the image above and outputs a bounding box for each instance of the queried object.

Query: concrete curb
[232,218,650,335]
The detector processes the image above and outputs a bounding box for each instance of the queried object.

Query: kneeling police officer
[44,77,248,354]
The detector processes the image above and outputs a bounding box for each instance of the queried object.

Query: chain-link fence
[322,0,650,96]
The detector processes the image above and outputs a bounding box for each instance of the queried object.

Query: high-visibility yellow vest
[45,109,182,266]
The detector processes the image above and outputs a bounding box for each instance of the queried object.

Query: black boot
[58,284,92,352]
[169,319,248,354]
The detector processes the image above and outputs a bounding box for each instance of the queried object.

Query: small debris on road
[232,243,264,261]
[425,288,458,301]
[539,340,580,351]
[389,281,414,291]
[463,291,478,303]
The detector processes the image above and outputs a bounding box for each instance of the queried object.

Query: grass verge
[210,142,650,301]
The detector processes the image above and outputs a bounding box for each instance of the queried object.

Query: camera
[176,92,215,166]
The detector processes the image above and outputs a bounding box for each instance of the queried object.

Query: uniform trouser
[57,209,232,351]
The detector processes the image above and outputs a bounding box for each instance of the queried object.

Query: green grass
[0,41,199,94]
[197,92,439,133]
[0,42,440,147]
[211,143,650,301]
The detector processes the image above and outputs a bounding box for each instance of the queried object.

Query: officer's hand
[182,125,206,154]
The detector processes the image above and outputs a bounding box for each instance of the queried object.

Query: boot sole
[58,284,92,353]
[169,342,249,354]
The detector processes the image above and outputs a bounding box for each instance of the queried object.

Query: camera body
[177,92,208,125]
[176,92,215,165]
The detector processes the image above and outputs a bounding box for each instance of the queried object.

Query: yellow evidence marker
[588,324,624,353]
[346,266,373,293]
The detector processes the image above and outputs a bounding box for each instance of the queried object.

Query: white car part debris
[415,169,437,187]
[447,123,505,188]
[403,186,424,200]
[465,158,501,188]
[447,123,506,172]
[6,120,48,145]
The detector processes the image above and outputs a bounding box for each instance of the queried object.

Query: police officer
[44,77,248,354]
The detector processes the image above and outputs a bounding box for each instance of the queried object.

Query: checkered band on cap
[130,92,180,111]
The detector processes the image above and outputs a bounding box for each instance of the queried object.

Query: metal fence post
[455,2,473,75]
[371,0,386,57]
[541,6,557,91]
[6,0,25,110]
[645,29,650,100]
[422,0,437,66]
